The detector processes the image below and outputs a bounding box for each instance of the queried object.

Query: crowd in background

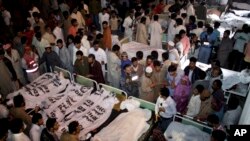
[0,0,249,141]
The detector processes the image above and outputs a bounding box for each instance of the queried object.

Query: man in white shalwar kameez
[98,8,110,33]
[53,23,65,46]
[89,41,107,77]
[167,13,177,42]
[4,43,26,85]
[123,10,135,41]
[0,48,17,98]
[149,15,163,49]
[107,45,121,88]
[81,35,91,51]
[72,36,89,64]
[32,32,49,58]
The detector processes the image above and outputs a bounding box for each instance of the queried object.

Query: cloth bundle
[7,72,70,108]
[92,108,151,141]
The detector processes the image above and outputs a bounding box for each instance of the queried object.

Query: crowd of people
[0,0,249,141]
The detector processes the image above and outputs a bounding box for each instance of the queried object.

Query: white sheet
[121,41,166,61]
[164,122,210,141]
[92,109,151,141]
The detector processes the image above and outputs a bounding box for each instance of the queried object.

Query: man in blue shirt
[198,26,217,64]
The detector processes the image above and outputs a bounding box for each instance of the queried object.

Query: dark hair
[112,45,120,52]
[93,40,99,45]
[224,30,230,35]
[179,29,186,35]
[168,65,177,72]
[176,18,183,25]
[228,97,239,110]
[207,114,219,124]
[190,57,197,63]
[171,13,177,19]
[214,21,221,28]
[88,54,95,59]
[153,15,159,21]
[68,121,79,134]
[123,64,131,70]
[207,27,214,34]
[57,39,63,44]
[181,13,187,18]
[34,26,41,33]
[67,35,75,42]
[131,57,138,63]
[195,85,205,93]
[63,11,69,18]
[32,12,39,18]
[46,118,57,130]
[197,21,204,28]
[136,51,143,59]
[10,118,23,134]
[32,113,43,124]
[96,33,103,40]
[199,70,207,80]
[211,130,226,141]
[140,16,146,23]
[13,95,25,108]
[135,12,141,18]
[102,21,108,25]
[153,60,161,67]
[71,19,77,25]
[0,118,9,139]
[76,50,83,56]
[175,34,181,40]
[146,55,153,60]
[214,79,222,89]
[160,87,170,97]
[189,15,196,23]
[35,32,42,39]
[212,60,221,67]
[74,36,81,44]
[162,52,169,61]
[151,50,158,60]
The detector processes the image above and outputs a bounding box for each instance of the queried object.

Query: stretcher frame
[173,114,213,135]
[54,66,73,81]
[99,83,128,99]
[74,74,99,90]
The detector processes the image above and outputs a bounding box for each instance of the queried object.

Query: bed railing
[99,83,128,99]
[74,75,99,90]
[54,66,73,81]
[173,114,213,134]
[129,96,156,112]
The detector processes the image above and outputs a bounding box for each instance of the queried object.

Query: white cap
[168,41,175,47]
[83,35,88,40]
[145,67,153,73]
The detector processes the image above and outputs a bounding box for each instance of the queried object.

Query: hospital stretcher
[53,67,215,140]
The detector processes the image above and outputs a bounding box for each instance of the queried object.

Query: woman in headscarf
[120,52,132,78]
[173,75,191,113]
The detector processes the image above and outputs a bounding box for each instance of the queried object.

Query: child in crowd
[186,84,204,117]
[109,10,120,35]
